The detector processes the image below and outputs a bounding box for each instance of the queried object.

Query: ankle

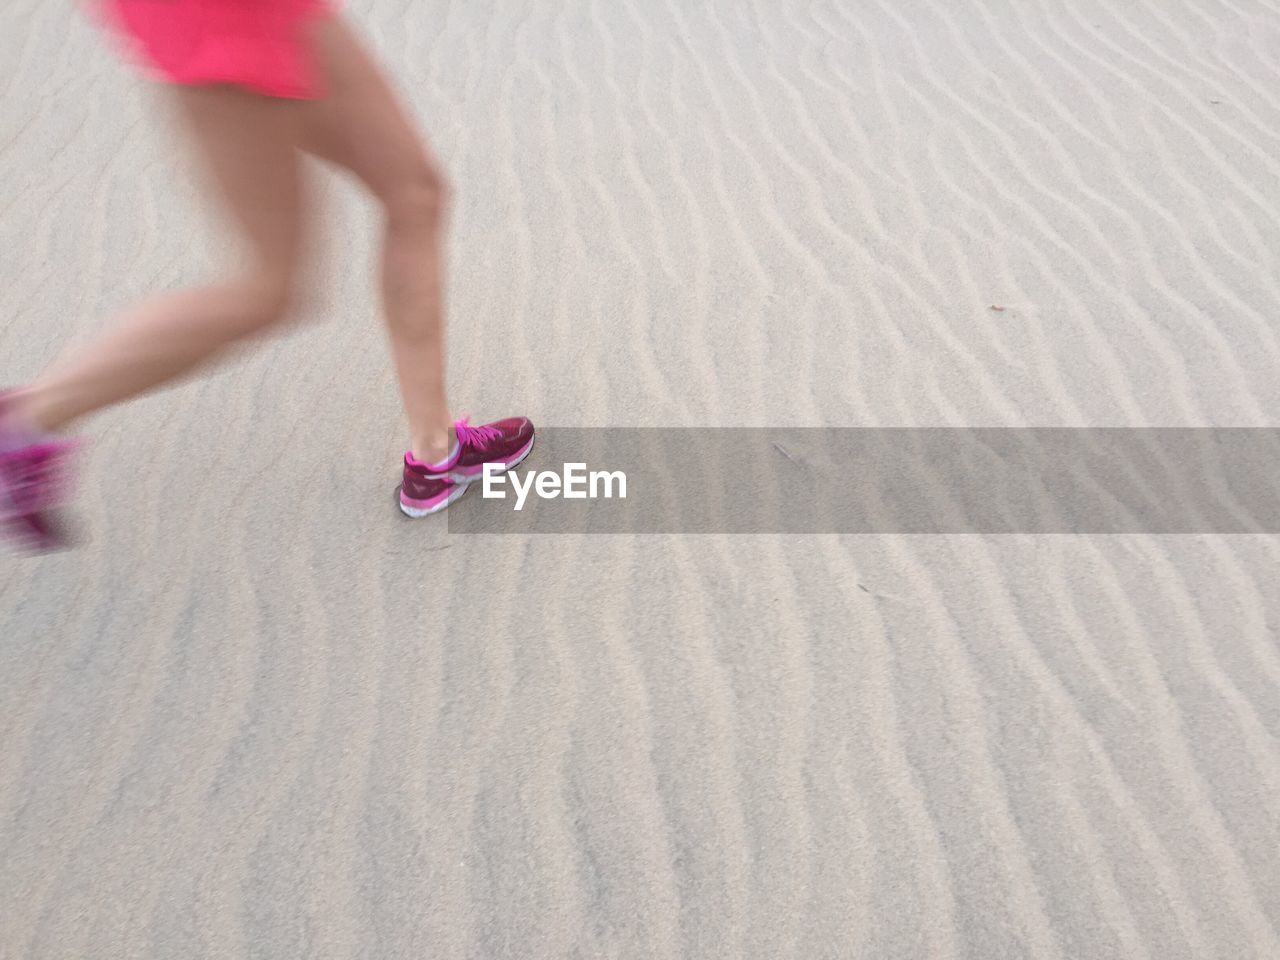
[411,423,456,468]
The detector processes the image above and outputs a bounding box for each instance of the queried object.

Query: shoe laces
[455,416,503,451]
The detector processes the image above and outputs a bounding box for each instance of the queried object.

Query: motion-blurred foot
[0,391,81,552]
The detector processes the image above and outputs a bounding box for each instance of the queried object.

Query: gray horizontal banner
[445,429,1280,534]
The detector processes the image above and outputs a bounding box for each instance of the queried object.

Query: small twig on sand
[990,304,1006,312]
[773,442,801,466]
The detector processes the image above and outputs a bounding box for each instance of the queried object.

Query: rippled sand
[4,0,1280,957]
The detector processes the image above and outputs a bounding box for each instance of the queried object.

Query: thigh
[297,16,444,204]
[170,85,307,277]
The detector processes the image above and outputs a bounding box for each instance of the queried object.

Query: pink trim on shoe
[398,481,468,518]
[405,447,458,474]
[400,486,453,510]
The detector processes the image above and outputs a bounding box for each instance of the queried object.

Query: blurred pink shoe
[399,415,535,517]
[0,392,81,551]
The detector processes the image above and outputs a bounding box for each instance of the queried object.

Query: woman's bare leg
[15,86,307,432]
[298,16,453,464]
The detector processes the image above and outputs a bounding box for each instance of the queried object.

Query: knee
[385,157,450,230]
[236,272,298,333]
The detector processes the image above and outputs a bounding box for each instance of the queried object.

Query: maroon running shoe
[0,392,81,551]
[399,415,535,517]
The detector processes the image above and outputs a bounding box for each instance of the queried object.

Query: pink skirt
[94,0,331,100]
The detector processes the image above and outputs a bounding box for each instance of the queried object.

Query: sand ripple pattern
[4,0,1280,957]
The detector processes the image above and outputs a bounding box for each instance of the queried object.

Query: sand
[4,0,1280,956]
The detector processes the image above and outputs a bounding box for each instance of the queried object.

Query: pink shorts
[94,0,331,100]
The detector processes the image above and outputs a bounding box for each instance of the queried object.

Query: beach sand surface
[3,1,1280,957]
